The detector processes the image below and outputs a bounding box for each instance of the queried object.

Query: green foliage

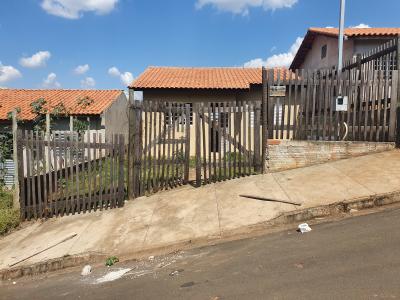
[73,119,89,135]
[0,133,13,163]
[30,98,47,115]
[105,256,119,266]
[6,107,21,121]
[76,96,94,109]
[0,186,19,235]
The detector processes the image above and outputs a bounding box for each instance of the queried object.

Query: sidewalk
[1,150,400,272]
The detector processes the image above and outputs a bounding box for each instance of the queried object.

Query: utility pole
[338,0,346,74]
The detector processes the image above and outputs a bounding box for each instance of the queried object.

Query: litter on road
[81,265,92,276]
[95,268,132,284]
[298,223,312,234]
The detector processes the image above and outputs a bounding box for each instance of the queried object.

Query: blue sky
[0,0,399,90]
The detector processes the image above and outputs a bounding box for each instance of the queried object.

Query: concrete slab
[142,184,220,249]
[1,149,399,272]
[272,163,372,208]
[215,174,294,232]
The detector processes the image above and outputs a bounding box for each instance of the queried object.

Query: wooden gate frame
[128,100,192,198]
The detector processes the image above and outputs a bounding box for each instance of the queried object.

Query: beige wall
[300,35,354,70]
[299,36,394,70]
[102,93,129,141]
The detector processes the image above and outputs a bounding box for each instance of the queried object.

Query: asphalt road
[2,207,400,300]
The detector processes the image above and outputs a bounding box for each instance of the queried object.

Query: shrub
[0,187,20,235]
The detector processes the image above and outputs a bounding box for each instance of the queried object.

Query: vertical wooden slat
[17,131,26,219]
[208,103,212,182]
[201,104,207,184]
[170,104,177,187]
[195,103,201,187]
[389,70,398,142]
[160,103,167,190]
[242,102,247,176]
[249,101,254,175]
[212,103,217,181]
[227,102,233,179]
[233,102,237,178]
[35,131,43,218]
[376,70,383,141]
[222,102,228,179]
[184,104,191,184]
[254,101,261,173]
[25,131,32,219]
[152,102,158,189]
[118,134,125,207]
[98,133,104,210]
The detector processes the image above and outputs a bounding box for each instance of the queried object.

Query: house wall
[299,35,354,70]
[102,93,129,141]
[299,36,394,70]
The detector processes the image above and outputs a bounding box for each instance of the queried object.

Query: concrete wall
[266,140,395,172]
[102,93,129,141]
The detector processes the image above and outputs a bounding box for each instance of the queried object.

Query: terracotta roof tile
[309,27,400,37]
[0,89,123,121]
[130,67,293,90]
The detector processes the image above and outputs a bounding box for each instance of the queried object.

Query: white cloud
[108,66,134,86]
[351,23,370,29]
[244,37,303,68]
[42,73,61,89]
[196,0,298,15]
[41,0,119,19]
[0,63,22,83]
[19,51,51,68]
[74,64,90,75]
[80,77,96,88]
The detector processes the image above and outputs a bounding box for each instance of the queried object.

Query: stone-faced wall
[266,140,395,172]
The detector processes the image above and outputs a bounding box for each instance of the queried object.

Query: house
[0,89,129,140]
[129,66,292,155]
[130,66,291,103]
[290,27,400,70]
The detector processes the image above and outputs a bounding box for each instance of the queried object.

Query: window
[321,44,327,59]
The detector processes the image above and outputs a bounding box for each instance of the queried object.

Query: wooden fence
[17,130,125,220]
[343,37,399,75]
[265,68,399,142]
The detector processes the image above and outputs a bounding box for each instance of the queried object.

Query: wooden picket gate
[17,130,125,220]
[128,101,192,198]
[192,101,265,186]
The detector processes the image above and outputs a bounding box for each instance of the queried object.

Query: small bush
[0,187,20,235]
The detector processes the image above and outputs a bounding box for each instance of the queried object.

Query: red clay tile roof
[0,89,123,121]
[130,67,293,90]
[309,27,400,37]
[290,27,400,70]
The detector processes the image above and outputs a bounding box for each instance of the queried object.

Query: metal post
[338,0,346,74]
[12,110,20,209]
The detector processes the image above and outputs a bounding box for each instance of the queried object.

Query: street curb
[1,190,400,281]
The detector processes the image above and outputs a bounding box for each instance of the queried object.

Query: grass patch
[0,187,20,235]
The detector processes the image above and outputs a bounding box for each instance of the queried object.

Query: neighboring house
[290,27,400,70]
[0,89,129,140]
